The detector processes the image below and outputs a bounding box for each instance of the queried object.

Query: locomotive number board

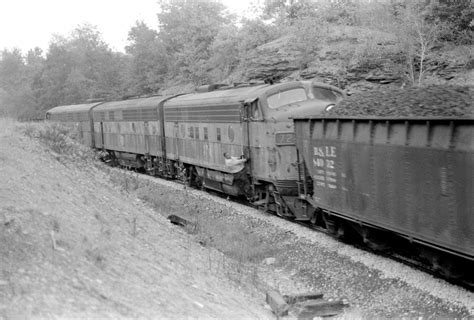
[275,132,296,146]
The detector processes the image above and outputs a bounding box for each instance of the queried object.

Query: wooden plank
[297,300,347,319]
[283,292,324,305]
[266,290,289,317]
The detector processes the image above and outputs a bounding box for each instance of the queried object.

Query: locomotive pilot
[223,152,253,200]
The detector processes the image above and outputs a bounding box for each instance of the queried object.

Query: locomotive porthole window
[228,126,234,142]
[217,128,221,141]
[204,127,208,140]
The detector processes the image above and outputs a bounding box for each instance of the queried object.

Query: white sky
[0,0,256,54]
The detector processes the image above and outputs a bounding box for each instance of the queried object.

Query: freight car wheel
[417,246,471,281]
[322,214,346,239]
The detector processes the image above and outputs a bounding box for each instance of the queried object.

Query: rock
[244,36,301,81]
[263,257,276,265]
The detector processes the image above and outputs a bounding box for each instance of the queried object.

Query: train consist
[46,81,345,208]
[47,82,473,284]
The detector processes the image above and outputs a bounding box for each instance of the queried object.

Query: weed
[20,122,96,162]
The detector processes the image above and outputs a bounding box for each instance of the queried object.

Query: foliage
[157,0,230,84]
[40,24,128,106]
[22,122,95,161]
[126,21,168,95]
[263,0,319,25]
[0,48,43,118]
[424,0,473,44]
[0,0,471,118]
[209,19,279,81]
[390,2,449,86]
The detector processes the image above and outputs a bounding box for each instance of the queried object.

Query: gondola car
[293,116,474,279]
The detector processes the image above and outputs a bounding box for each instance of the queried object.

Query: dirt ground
[0,119,273,319]
[2,119,473,319]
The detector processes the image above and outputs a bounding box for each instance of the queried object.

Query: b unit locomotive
[47,81,345,215]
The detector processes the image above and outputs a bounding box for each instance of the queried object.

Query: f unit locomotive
[46,81,345,216]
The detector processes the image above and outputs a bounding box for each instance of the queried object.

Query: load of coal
[325,85,473,117]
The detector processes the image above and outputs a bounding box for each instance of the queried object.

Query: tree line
[0,0,472,118]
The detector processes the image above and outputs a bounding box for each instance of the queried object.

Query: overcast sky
[0,0,255,54]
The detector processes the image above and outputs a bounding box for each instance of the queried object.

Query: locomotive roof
[47,102,103,114]
[93,95,174,112]
[165,83,305,107]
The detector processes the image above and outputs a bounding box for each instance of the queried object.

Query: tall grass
[21,122,96,162]
[17,120,278,289]
[110,170,278,285]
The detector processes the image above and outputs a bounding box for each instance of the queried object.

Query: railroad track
[114,164,473,291]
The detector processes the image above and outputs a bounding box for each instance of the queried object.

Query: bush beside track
[326,85,474,117]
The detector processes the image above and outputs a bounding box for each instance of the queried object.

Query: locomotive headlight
[325,104,335,112]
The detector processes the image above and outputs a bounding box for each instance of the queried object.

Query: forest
[0,0,472,119]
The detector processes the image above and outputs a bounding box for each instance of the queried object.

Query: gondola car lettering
[312,145,338,189]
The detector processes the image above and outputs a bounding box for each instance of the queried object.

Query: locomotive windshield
[267,88,307,109]
[311,87,343,103]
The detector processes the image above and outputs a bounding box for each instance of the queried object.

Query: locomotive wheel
[186,166,203,189]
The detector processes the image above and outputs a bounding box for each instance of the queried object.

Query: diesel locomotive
[46,81,345,216]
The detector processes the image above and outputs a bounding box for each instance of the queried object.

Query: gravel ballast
[125,171,474,318]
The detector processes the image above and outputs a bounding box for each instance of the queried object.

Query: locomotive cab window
[311,87,343,103]
[250,100,263,120]
[216,128,221,141]
[267,88,307,109]
[204,127,208,140]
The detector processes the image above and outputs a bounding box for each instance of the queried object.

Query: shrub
[21,122,95,161]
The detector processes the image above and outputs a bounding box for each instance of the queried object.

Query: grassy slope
[0,119,271,319]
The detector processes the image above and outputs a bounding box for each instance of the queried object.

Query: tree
[423,0,473,43]
[38,24,128,108]
[0,48,41,117]
[263,0,318,25]
[157,0,230,84]
[394,2,446,86]
[125,21,168,95]
[208,24,240,81]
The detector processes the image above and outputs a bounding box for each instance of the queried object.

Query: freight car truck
[293,116,474,280]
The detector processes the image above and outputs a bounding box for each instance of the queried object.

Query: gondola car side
[294,116,474,278]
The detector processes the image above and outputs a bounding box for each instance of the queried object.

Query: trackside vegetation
[1,0,472,118]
